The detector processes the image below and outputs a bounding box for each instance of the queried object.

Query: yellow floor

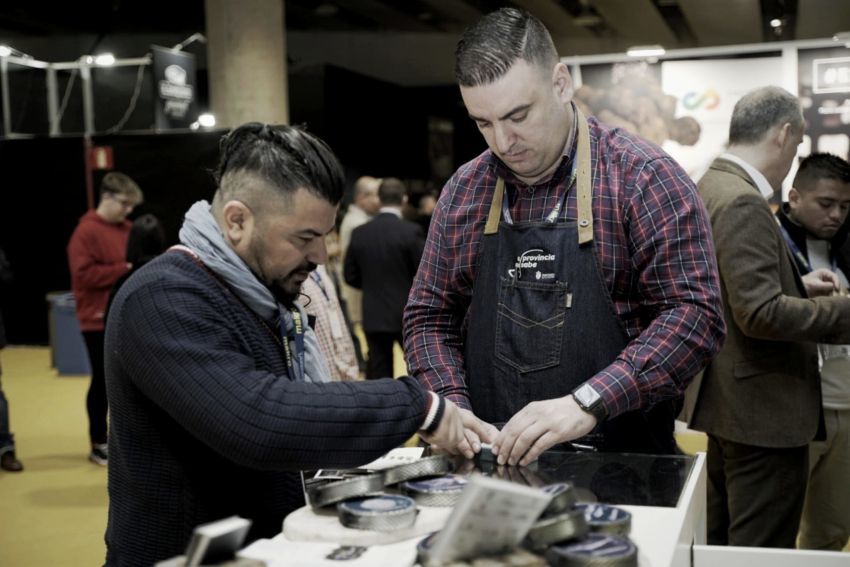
[0,347,108,567]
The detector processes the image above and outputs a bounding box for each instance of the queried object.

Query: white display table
[239,451,709,567]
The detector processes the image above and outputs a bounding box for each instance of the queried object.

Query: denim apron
[463,108,677,454]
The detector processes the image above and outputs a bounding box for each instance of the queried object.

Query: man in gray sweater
[104,123,480,566]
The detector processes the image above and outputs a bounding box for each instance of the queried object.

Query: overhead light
[198,113,216,128]
[834,31,850,47]
[770,18,782,28]
[0,45,11,57]
[626,45,666,58]
[94,53,115,66]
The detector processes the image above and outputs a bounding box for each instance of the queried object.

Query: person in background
[0,247,22,472]
[301,264,360,381]
[404,7,724,463]
[775,153,850,551]
[690,87,850,548]
[103,123,478,567]
[67,171,143,466]
[338,175,380,330]
[345,178,425,379]
[106,214,167,318]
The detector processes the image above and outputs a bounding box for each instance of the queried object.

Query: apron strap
[575,107,594,245]
[484,178,505,235]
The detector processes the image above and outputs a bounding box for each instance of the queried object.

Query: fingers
[460,408,500,447]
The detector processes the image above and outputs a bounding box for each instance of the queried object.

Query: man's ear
[788,186,801,208]
[553,62,574,104]
[220,200,255,247]
[775,122,792,149]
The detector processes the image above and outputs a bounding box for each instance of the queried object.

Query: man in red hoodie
[67,172,143,465]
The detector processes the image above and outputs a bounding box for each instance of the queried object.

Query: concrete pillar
[205,0,289,127]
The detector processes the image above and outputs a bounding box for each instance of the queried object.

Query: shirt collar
[720,153,774,200]
[379,206,403,218]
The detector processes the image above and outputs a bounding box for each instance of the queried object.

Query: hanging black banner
[151,45,196,129]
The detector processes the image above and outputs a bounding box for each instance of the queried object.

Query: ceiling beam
[512,0,593,38]
[420,0,483,31]
[795,0,850,39]
[590,0,677,45]
[677,0,762,45]
[332,0,436,32]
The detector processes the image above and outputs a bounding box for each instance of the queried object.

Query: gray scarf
[179,201,330,383]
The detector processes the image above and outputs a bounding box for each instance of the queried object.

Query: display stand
[238,451,708,567]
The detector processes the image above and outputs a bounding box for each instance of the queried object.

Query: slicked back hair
[729,86,803,146]
[214,122,345,210]
[455,7,558,87]
[793,152,850,192]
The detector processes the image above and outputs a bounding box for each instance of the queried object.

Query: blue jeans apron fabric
[463,109,677,454]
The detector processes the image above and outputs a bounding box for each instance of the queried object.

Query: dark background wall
[0,64,485,345]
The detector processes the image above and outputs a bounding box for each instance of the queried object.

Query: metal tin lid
[575,503,632,536]
[541,482,577,517]
[546,533,638,567]
[416,531,439,565]
[401,474,468,507]
[307,473,385,509]
[525,507,589,551]
[383,455,451,486]
[337,495,418,532]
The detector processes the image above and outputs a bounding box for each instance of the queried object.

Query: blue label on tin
[340,495,414,514]
[553,533,636,557]
[575,503,631,524]
[417,531,439,552]
[542,483,571,497]
[405,474,467,492]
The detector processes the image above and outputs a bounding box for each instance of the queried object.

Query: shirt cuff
[420,392,443,432]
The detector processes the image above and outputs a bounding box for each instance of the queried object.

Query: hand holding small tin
[492,396,597,466]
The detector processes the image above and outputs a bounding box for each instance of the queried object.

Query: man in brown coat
[691,86,850,548]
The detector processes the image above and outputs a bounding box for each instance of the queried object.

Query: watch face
[575,385,598,408]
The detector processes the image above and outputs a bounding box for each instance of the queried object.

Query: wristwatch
[572,383,608,422]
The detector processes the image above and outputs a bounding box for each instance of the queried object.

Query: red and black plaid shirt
[403,117,725,418]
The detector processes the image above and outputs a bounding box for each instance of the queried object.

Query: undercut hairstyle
[378,177,406,206]
[455,7,558,87]
[213,122,345,211]
[100,171,143,204]
[729,86,803,145]
[793,152,850,192]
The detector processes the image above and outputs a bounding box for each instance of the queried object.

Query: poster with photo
[798,46,850,161]
[660,56,784,183]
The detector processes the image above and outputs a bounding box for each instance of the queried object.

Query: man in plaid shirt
[403,7,725,465]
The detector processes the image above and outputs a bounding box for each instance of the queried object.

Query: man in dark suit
[345,178,425,379]
[691,86,850,548]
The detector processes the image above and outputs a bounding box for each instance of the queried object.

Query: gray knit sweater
[104,251,429,566]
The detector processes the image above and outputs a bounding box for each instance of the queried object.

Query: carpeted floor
[1,346,108,567]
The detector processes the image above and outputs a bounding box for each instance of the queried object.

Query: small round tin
[575,503,632,536]
[307,473,385,508]
[337,495,418,531]
[525,507,589,551]
[546,533,638,566]
[541,482,577,517]
[401,474,468,507]
[383,455,451,486]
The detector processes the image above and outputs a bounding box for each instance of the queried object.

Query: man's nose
[305,237,328,265]
[493,124,514,154]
